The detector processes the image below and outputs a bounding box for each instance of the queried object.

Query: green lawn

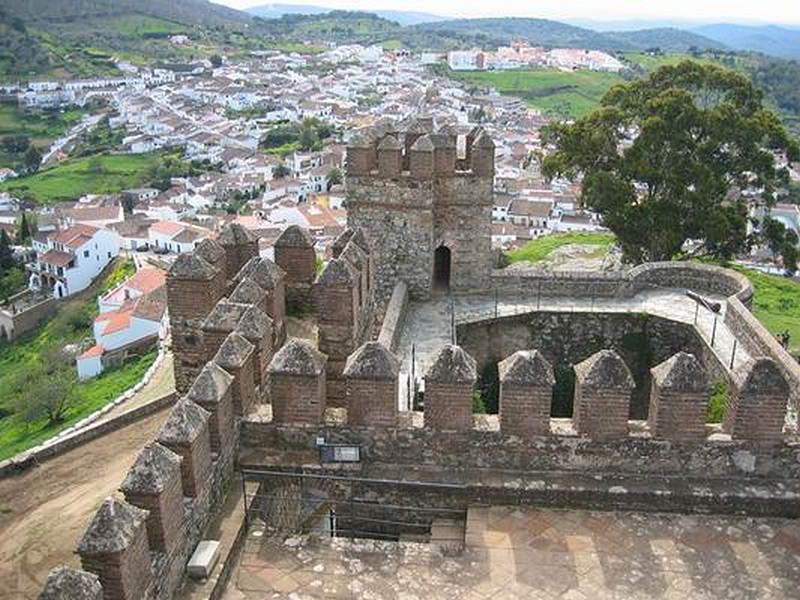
[0,153,160,203]
[730,266,800,355]
[448,68,624,119]
[0,349,157,461]
[507,232,617,263]
[0,258,159,461]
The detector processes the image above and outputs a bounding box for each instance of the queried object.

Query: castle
[37,120,800,600]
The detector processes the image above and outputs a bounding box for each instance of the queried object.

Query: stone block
[77,497,151,600]
[424,345,477,431]
[724,357,790,443]
[157,399,212,498]
[187,540,221,579]
[573,350,634,440]
[648,352,711,441]
[343,341,400,427]
[120,441,185,553]
[268,338,327,425]
[498,350,554,437]
[39,566,102,600]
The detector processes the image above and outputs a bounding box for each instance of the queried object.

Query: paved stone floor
[224,506,800,599]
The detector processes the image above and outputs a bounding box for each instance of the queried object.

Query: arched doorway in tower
[433,245,451,293]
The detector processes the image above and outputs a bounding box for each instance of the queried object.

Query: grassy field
[0,153,160,202]
[448,68,624,119]
[0,105,87,169]
[0,259,159,460]
[730,266,800,355]
[507,232,617,263]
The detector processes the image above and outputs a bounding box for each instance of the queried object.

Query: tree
[2,134,29,154]
[23,145,42,174]
[273,163,291,179]
[299,120,317,151]
[760,217,798,274]
[0,230,14,270]
[327,167,342,188]
[210,54,223,68]
[542,61,798,263]
[20,377,75,426]
[16,212,32,244]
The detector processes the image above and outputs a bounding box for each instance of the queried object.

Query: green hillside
[447,67,624,119]
[0,0,254,79]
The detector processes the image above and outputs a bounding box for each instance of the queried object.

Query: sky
[214,0,800,26]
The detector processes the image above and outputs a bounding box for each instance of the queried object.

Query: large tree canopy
[542,61,798,263]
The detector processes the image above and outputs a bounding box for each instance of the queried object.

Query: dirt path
[0,408,170,600]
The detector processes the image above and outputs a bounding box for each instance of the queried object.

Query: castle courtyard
[225,506,800,600]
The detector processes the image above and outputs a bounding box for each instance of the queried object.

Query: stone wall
[456,310,728,419]
[42,223,278,600]
[488,261,753,305]
[724,296,800,409]
[315,229,376,405]
[0,290,57,342]
[240,340,796,516]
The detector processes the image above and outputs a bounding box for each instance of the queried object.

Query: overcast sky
[215,0,800,25]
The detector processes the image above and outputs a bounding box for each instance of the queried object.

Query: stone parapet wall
[240,416,800,480]
[724,296,800,408]
[488,261,753,304]
[377,281,408,351]
[46,222,272,599]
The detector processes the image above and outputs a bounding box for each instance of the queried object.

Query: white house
[448,50,484,71]
[77,287,167,380]
[98,267,166,313]
[148,221,209,253]
[27,224,120,298]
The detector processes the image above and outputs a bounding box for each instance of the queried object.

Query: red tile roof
[52,224,99,248]
[126,268,166,295]
[150,221,185,237]
[40,249,74,267]
[78,344,104,359]
[95,304,133,336]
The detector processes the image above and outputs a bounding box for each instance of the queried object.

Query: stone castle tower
[345,119,495,312]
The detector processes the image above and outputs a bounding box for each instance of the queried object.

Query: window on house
[107,252,111,258]
[83,250,89,257]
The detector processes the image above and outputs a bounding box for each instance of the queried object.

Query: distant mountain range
[248,4,800,60]
[692,24,800,60]
[2,0,799,83]
[249,11,726,54]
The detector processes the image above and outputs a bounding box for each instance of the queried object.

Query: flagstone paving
[224,506,800,599]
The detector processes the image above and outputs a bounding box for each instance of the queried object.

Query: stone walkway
[224,506,800,599]
[395,289,750,400]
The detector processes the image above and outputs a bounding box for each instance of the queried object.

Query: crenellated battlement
[346,120,495,180]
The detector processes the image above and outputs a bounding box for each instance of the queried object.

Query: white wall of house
[94,316,161,352]
[77,355,103,381]
[63,229,121,296]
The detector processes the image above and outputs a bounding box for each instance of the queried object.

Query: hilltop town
[0,3,799,599]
